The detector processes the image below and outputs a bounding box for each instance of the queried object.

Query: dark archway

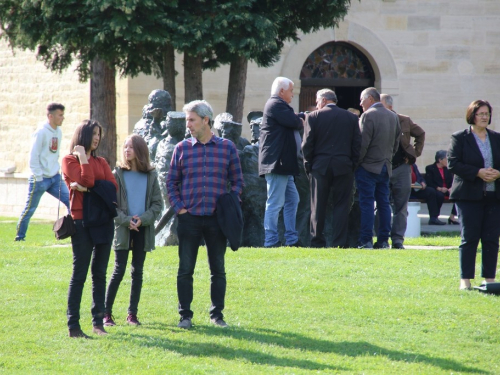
[299,41,375,113]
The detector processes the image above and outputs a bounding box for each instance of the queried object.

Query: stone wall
[0,40,90,175]
[344,0,500,167]
[120,0,500,169]
[0,173,67,220]
[0,40,90,219]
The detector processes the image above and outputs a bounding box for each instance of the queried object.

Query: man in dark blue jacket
[258,77,303,247]
[302,89,361,248]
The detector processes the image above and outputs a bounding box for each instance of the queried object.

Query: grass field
[1,218,499,374]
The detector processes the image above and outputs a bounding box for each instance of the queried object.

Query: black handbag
[53,214,76,240]
[473,283,500,296]
[53,177,76,240]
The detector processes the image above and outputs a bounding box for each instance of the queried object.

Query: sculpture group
[136,89,359,248]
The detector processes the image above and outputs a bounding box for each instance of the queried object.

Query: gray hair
[271,77,293,96]
[183,100,214,127]
[361,87,380,102]
[317,89,337,103]
[380,93,393,107]
[435,150,447,163]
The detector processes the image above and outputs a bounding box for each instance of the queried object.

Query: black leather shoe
[392,242,405,249]
[357,241,373,249]
[373,241,390,249]
[287,240,303,247]
[264,241,282,248]
[428,218,446,225]
[69,328,90,339]
[448,217,460,225]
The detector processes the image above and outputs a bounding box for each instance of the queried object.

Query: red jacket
[62,155,118,220]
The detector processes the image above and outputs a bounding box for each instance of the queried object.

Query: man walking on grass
[15,102,69,241]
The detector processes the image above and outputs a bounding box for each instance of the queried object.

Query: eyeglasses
[476,112,491,118]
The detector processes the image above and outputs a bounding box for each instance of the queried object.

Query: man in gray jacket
[381,94,425,249]
[356,88,400,249]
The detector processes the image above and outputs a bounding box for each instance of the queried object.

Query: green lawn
[1,218,499,374]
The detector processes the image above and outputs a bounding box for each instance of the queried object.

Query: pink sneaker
[127,314,141,326]
[103,313,116,326]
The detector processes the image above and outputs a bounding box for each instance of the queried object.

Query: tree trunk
[184,51,203,103]
[162,43,176,111]
[90,56,116,168]
[226,55,248,123]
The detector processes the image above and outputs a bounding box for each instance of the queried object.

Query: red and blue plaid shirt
[166,134,243,216]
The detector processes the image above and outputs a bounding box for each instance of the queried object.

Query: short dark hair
[69,119,103,157]
[120,134,153,172]
[47,102,65,114]
[435,150,447,163]
[466,99,492,125]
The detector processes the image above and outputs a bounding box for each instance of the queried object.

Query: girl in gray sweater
[104,134,163,326]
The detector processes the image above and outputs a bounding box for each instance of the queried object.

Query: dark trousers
[436,190,457,217]
[176,213,227,320]
[411,186,444,219]
[67,220,112,330]
[309,169,354,248]
[389,164,411,244]
[456,193,500,279]
[105,228,147,315]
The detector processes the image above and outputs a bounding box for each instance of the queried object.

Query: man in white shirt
[15,103,70,241]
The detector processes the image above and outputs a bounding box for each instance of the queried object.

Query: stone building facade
[1,0,499,219]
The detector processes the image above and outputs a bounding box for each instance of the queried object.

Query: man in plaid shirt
[167,100,243,329]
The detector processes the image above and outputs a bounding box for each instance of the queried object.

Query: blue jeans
[16,174,70,240]
[176,213,227,320]
[355,165,391,244]
[263,174,300,246]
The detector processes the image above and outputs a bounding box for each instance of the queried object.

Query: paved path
[404,245,457,250]
[416,202,460,235]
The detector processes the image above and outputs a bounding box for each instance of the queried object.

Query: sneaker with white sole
[103,313,116,326]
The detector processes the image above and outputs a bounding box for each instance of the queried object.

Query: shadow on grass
[111,328,345,372]
[226,327,489,374]
[111,324,488,374]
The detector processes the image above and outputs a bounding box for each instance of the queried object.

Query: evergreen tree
[221,0,352,122]
[0,0,176,165]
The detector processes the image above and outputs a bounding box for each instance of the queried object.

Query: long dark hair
[69,120,103,157]
[119,134,154,173]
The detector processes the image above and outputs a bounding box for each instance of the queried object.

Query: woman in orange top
[62,120,118,339]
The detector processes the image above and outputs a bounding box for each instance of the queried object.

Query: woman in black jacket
[448,99,500,290]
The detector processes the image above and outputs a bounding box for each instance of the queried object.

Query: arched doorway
[299,41,375,113]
